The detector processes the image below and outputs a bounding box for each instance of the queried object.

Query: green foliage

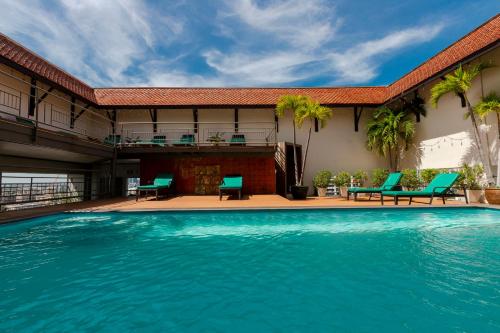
[400,169,422,190]
[276,95,333,186]
[334,171,351,187]
[457,164,484,190]
[371,168,389,187]
[352,169,368,185]
[313,170,332,188]
[430,63,491,108]
[366,106,415,170]
[420,168,441,185]
[474,92,500,119]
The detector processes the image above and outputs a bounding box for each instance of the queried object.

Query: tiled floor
[0,194,483,224]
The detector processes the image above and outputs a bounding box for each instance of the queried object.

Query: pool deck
[1,194,497,224]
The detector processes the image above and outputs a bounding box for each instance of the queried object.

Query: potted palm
[366,107,415,171]
[276,95,332,199]
[457,164,485,203]
[401,169,422,190]
[313,170,332,197]
[334,171,351,198]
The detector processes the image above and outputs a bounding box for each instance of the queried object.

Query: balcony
[115,121,277,154]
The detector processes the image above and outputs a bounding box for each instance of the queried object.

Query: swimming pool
[1,208,499,332]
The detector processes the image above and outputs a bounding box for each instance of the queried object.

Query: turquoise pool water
[1,208,499,332]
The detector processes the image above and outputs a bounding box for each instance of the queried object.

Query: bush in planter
[420,168,440,185]
[352,170,368,186]
[457,164,484,190]
[313,170,332,197]
[371,168,389,187]
[401,169,422,190]
[334,171,351,197]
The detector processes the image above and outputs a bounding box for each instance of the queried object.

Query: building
[0,14,499,207]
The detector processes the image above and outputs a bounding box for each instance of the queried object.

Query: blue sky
[0,0,498,87]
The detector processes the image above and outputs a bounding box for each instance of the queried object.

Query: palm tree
[430,63,494,183]
[366,106,415,171]
[276,95,309,186]
[295,100,332,185]
[276,95,332,186]
[474,92,500,185]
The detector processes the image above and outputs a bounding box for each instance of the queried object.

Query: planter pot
[317,187,327,197]
[291,185,309,200]
[466,189,484,203]
[485,188,500,205]
[339,186,349,198]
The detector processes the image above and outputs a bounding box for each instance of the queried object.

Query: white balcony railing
[117,121,277,148]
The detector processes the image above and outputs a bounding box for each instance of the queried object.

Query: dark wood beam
[36,87,54,105]
[148,108,158,132]
[354,106,363,132]
[106,110,117,133]
[74,104,91,121]
[70,96,76,128]
[28,78,37,116]
[234,108,239,132]
[193,108,198,133]
[314,118,319,132]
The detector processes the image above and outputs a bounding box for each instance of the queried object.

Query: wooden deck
[0,194,483,224]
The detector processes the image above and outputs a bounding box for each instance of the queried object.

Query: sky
[0,0,498,88]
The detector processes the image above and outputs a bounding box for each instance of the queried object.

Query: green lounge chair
[136,173,174,201]
[230,134,246,146]
[152,135,166,147]
[219,175,243,200]
[174,134,195,146]
[381,172,465,205]
[347,172,402,201]
[104,134,121,145]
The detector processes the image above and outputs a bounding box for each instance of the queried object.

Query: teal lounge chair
[136,173,174,201]
[230,134,246,146]
[347,172,402,201]
[381,172,465,205]
[152,135,166,147]
[104,134,121,145]
[174,134,195,146]
[219,175,243,200]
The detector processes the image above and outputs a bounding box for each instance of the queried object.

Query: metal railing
[0,174,88,212]
[117,121,277,148]
[0,69,114,143]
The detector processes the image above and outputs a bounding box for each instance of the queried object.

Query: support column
[28,78,37,116]
[110,150,117,197]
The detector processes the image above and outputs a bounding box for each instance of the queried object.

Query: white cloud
[220,0,340,49]
[0,0,184,86]
[329,25,444,83]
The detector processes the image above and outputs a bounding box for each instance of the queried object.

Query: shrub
[420,168,440,185]
[352,170,368,185]
[334,171,351,187]
[401,169,422,190]
[371,168,389,187]
[457,164,484,190]
[313,170,332,188]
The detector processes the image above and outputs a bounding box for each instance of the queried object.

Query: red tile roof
[0,33,97,104]
[387,13,500,100]
[93,87,388,107]
[0,14,498,107]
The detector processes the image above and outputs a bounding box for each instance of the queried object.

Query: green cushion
[423,173,459,194]
[154,173,173,187]
[348,172,402,194]
[137,184,170,190]
[382,173,459,197]
[220,176,243,189]
[348,187,383,193]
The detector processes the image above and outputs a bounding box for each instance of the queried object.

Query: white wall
[400,47,500,176]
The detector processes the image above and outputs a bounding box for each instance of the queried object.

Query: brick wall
[140,155,276,194]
